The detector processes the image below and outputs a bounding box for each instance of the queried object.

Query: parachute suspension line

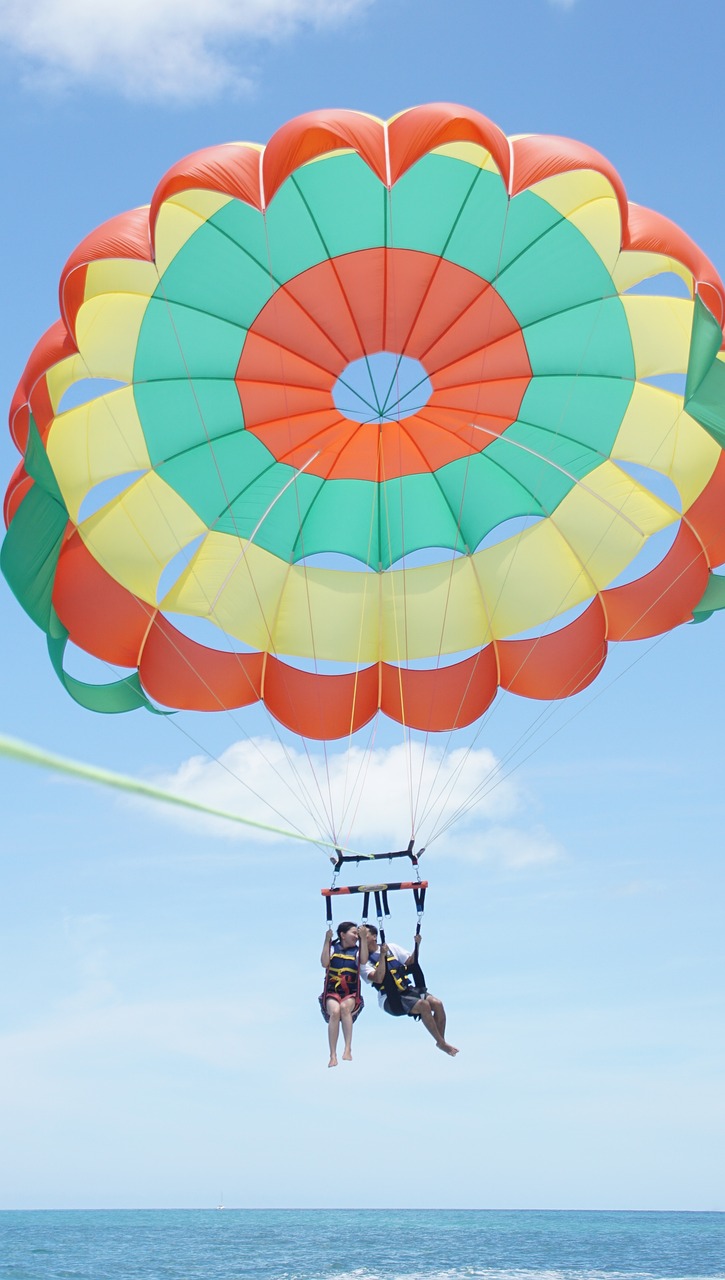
[137,283,329,838]
[147,274,340,844]
[207,450,321,610]
[391,167,489,839]
[338,716,381,853]
[259,203,344,846]
[399,241,603,841]
[386,173,426,846]
[335,437,384,841]
[281,176,406,845]
[71,347,331,847]
[308,401,384,846]
[377,413,415,840]
[402,171,516,840]
[417,286,617,842]
[468,421,646,530]
[414,171,516,838]
[144,711,336,853]
[145,275,338,844]
[411,194,629,840]
[429,632,673,846]
[425,639,601,846]
[427,490,711,845]
[430,221,701,839]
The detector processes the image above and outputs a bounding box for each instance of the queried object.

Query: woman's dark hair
[335,921,358,945]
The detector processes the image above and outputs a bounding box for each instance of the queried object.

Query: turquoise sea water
[0,1210,722,1280]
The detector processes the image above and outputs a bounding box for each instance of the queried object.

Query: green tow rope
[0,732,352,853]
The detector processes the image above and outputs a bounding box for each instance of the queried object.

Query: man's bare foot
[436,1041,459,1056]
[342,1048,352,1061]
[328,1055,338,1067]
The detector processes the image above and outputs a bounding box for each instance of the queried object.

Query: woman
[319,921,368,1067]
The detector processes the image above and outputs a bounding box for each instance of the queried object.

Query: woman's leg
[326,998,342,1066]
[339,997,356,1061]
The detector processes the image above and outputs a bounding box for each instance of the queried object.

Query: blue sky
[0,0,724,1211]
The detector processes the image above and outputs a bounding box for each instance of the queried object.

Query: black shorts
[382,987,428,1018]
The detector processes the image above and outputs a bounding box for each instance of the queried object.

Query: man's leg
[427,994,447,1038]
[326,999,342,1067]
[412,997,458,1056]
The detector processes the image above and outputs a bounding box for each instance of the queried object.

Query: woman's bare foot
[328,1055,338,1067]
[436,1041,459,1056]
[342,1048,352,1061]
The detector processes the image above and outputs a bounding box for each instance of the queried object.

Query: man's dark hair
[365,924,378,938]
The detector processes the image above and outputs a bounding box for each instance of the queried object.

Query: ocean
[0,1209,722,1280]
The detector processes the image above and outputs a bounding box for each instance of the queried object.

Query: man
[360,924,458,1056]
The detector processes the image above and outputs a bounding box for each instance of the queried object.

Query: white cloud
[0,0,373,101]
[148,736,562,870]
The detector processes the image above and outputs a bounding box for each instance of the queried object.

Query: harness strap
[372,949,427,1014]
[322,944,363,1006]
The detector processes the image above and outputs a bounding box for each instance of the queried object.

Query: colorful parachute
[4,104,725,741]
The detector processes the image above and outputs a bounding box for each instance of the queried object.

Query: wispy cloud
[148,737,562,870]
[62,912,115,1005]
[455,823,563,867]
[0,0,373,102]
[0,996,273,1087]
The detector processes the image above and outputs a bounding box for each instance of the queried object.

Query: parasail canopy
[4,103,725,745]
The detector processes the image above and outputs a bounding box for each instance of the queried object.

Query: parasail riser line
[0,733,358,853]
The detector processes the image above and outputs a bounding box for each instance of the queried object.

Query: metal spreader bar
[330,839,423,873]
[322,880,428,897]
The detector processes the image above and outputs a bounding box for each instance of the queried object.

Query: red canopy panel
[263,109,388,205]
[53,530,153,667]
[262,659,380,738]
[60,207,153,336]
[603,522,709,641]
[685,452,725,569]
[498,599,608,700]
[150,142,264,246]
[380,648,499,730]
[387,104,510,188]
[139,614,264,712]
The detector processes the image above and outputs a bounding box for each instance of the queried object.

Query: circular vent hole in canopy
[332,351,433,423]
